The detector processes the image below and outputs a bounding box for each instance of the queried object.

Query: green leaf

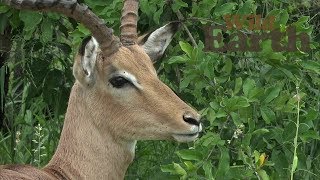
[0,5,10,13]
[173,163,187,176]
[300,130,320,142]
[47,12,61,20]
[257,169,270,180]
[191,2,199,16]
[224,96,250,111]
[140,0,152,18]
[168,56,188,64]
[184,161,196,171]
[254,150,260,163]
[195,0,217,17]
[304,109,318,122]
[203,161,214,179]
[41,18,53,43]
[180,76,192,89]
[268,52,286,61]
[234,77,242,94]
[179,41,193,58]
[260,106,276,124]
[19,11,42,31]
[77,23,90,35]
[9,12,21,29]
[300,61,320,74]
[153,3,164,24]
[243,78,255,97]
[293,16,310,32]
[214,3,236,16]
[207,108,227,123]
[209,101,219,110]
[237,0,255,14]
[161,164,175,173]
[266,9,280,25]
[175,0,188,7]
[279,67,296,80]
[0,14,8,34]
[215,146,230,178]
[263,86,281,103]
[283,122,296,141]
[85,0,109,6]
[222,59,232,75]
[278,10,289,25]
[252,128,270,136]
[176,149,203,161]
[230,112,242,126]
[199,132,224,147]
[171,0,188,12]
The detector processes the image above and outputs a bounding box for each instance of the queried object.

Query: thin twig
[176,10,197,47]
[290,85,301,180]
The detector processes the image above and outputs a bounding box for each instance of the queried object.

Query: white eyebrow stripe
[115,71,143,90]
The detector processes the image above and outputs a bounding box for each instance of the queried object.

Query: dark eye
[109,76,130,88]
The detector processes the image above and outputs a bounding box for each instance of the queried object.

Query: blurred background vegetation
[0,0,319,179]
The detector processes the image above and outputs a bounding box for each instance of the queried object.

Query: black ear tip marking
[168,21,181,33]
[79,36,92,56]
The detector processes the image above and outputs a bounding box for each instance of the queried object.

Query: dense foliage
[0,0,319,179]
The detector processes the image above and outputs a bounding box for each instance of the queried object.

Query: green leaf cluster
[0,0,319,179]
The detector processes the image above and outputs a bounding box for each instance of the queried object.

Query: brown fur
[0,43,199,179]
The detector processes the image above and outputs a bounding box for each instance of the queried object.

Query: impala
[0,0,202,179]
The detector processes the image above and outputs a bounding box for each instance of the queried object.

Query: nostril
[183,114,200,126]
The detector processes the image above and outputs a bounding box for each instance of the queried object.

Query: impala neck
[44,83,135,179]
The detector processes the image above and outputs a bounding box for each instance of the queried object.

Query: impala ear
[139,22,180,62]
[73,36,99,87]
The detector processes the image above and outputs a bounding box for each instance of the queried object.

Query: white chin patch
[190,124,202,132]
[172,124,202,142]
[172,133,199,142]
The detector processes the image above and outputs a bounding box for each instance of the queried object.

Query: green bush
[0,0,319,179]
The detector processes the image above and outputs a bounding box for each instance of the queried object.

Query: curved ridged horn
[120,0,139,46]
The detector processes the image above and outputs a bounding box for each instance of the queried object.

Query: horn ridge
[120,0,139,46]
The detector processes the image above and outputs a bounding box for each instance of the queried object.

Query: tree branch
[176,10,197,47]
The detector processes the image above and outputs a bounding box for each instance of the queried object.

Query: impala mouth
[172,133,199,142]
[172,124,202,142]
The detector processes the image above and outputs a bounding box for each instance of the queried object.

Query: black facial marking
[184,117,200,126]
[79,36,92,56]
[169,21,181,34]
[109,76,132,88]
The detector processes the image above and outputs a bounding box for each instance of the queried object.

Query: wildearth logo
[207,14,311,52]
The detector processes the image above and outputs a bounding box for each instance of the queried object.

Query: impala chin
[172,133,199,142]
[172,124,203,142]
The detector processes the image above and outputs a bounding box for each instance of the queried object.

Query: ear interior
[73,36,99,87]
[140,22,180,62]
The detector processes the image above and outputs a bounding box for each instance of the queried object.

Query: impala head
[5,0,201,142]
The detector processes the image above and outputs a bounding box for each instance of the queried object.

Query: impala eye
[109,76,131,88]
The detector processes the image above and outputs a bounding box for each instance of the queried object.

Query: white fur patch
[172,133,199,142]
[113,71,143,90]
[142,23,175,61]
[190,123,202,133]
[127,140,137,155]
[172,124,202,142]
[82,37,99,78]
